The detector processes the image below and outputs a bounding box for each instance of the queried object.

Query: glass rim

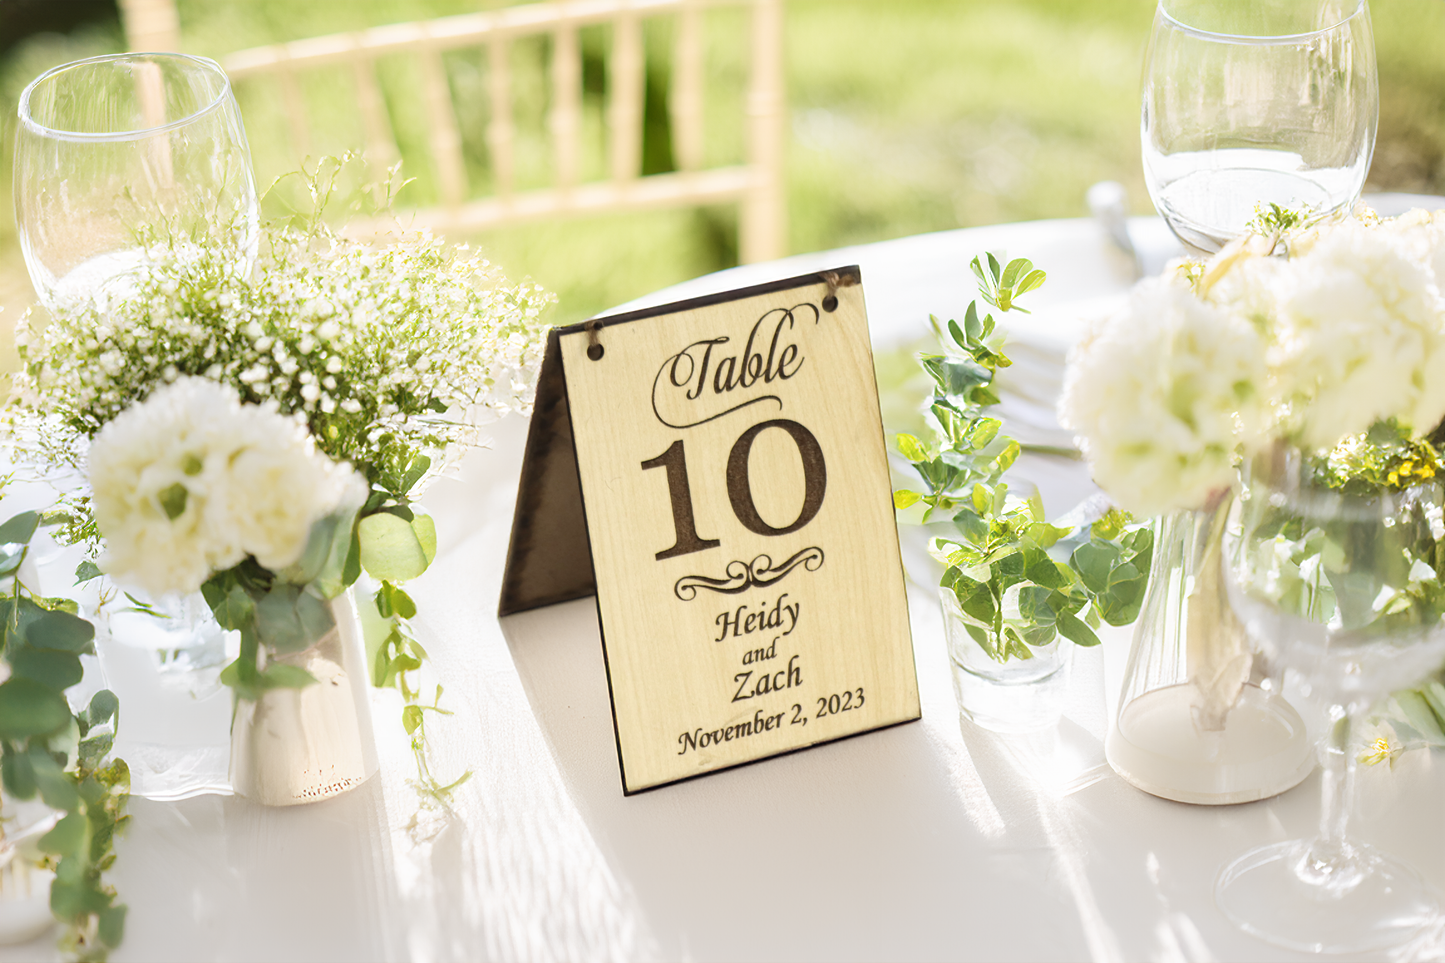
[17,51,233,143]
[1158,0,1367,45]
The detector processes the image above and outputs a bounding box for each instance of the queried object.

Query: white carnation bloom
[222,425,351,572]
[1271,222,1445,448]
[1060,279,1266,516]
[89,378,357,596]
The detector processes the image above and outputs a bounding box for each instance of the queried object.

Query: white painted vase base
[1106,683,1314,804]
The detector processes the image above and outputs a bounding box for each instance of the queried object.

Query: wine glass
[14,52,259,310]
[1220,447,1445,953]
[1142,0,1378,254]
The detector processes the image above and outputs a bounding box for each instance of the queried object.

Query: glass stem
[1300,705,1363,891]
[1317,707,1356,855]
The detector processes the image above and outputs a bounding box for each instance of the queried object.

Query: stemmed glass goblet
[14,52,259,310]
[1142,0,1378,254]
[1221,447,1445,953]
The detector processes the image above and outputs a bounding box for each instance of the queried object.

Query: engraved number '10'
[641,419,827,561]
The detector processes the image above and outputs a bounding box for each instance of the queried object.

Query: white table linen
[4,197,1445,962]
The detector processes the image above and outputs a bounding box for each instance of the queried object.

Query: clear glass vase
[96,586,378,805]
[93,588,235,800]
[941,588,1073,732]
[1105,505,1315,804]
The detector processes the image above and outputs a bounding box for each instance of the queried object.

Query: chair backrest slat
[418,46,467,205]
[741,0,783,262]
[550,25,582,189]
[119,0,181,53]
[488,37,516,197]
[608,10,644,183]
[276,66,314,162]
[671,0,704,172]
[351,57,400,170]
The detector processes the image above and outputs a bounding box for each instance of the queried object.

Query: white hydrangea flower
[1377,208,1445,291]
[88,378,357,596]
[1270,222,1445,449]
[1060,279,1267,516]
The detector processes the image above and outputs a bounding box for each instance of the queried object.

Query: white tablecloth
[5,198,1445,962]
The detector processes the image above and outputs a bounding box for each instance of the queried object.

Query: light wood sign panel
[499,267,919,793]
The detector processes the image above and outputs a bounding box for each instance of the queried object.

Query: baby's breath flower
[5,217,553,510]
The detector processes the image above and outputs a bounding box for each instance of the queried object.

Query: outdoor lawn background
[0,0,1441,356]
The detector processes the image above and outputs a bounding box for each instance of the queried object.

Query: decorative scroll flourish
[674,546,824,601]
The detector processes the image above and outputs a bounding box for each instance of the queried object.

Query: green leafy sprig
[894,254,1151,663]
[0,505,128,961]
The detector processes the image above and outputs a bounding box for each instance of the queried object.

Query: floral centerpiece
[898,208,1445,752]
[4,160,553,804]
[1058,206,1445,758]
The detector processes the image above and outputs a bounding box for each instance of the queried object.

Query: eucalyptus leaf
[31,747,80,810]
[968,418,1000,450]
[1057,610,1101,647]
[1016,269,1047,296]
[1000,257,1030,292]
[384,583,418,620]
[2,748,36,799]
[893,490,921,510]
[0,678,71,738]
[98,904,127,948]
[39,812,87,857]
[22,609,94,653]
[896,433,928,463]
[947,318,968,352]
[359,512,431,581]
[398,454,433,495]
[0,511,40,546]
[79,734,114,767]
[9,647,84,690]
[87,690,119,729]
[256,583,335,655]
[208,583,255,632]
[50,876,85,920]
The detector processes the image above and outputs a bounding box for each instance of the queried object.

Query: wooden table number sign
[499,267,921,793]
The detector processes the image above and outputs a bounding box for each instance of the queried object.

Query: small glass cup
[14,52,259,310]
[941,588,1073,733]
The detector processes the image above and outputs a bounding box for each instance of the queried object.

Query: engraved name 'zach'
[714,593,801,643]
[733,654,802,702]
[651,304,818,429]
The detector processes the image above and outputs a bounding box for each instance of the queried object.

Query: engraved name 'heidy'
[714,593,801,642]
[651,304,819,429]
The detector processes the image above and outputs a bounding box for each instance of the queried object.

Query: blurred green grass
[0,0,1441,339]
